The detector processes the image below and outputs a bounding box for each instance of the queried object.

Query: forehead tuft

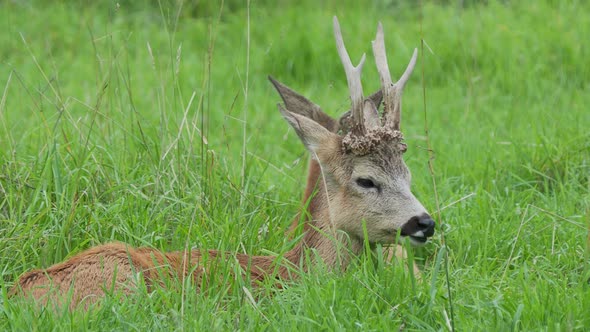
[341,128,404,156]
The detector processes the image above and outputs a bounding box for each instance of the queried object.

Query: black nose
[417,215,436,236]
[401,213,436,238]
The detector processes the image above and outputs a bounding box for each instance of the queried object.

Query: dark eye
[355,178,377,189]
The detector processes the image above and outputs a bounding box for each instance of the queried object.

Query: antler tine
[397,48,418,90]
[372,22,418,130]
[333,16,366,135]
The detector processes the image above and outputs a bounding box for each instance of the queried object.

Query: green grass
[1,0,589,330]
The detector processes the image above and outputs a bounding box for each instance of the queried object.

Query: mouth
[384,229,432,246]
[400,230,431,246]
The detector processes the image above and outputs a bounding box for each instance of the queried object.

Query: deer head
[274,17,435,246]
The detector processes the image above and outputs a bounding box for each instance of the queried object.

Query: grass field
[1,0,589,330]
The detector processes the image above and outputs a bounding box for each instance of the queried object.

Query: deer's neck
[215,159,363,283]
[288,159,322,233]
[285,161,364,270]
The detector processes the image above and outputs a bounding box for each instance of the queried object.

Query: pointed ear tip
[277,103,292,116]
[278,107,300,128]
[268,76,284,91]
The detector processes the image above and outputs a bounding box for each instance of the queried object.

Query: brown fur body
[11,243,291,309]
[10,159,366,309]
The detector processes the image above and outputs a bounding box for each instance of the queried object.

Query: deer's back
[11,243,165,309]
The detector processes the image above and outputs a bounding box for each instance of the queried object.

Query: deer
[9,17,435,310]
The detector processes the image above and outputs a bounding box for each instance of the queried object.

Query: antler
[333,16,367,136]
[335,18,411,155]
[371,22,418,130]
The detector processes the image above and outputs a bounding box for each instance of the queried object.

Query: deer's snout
[400,213,435,244]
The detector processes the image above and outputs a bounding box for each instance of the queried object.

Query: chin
[395,235,429,247]
[408,236,429,246]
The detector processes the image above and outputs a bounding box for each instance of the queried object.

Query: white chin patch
[406,230,429,246]
[408,236,428,246]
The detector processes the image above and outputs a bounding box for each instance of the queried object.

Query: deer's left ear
[269,76,339,132]
[278,104,339,156]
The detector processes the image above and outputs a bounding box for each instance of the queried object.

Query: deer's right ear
[278,104,338,156]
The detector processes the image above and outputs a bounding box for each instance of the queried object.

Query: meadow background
[1,0,589,330]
